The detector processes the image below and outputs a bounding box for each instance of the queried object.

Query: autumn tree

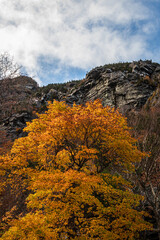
[0,100,152,239]
[0,129,12,198]
[0,130,27,236]
[0,129,13,193]
[0,130,12,155]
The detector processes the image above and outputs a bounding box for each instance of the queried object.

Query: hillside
[0,60,160,239]
[1,60,160,138]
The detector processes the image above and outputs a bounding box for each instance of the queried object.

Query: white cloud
[0,0,157,84]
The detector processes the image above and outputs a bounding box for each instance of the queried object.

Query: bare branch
[0,52,21,80]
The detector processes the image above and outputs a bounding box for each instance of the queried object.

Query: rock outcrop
[2,112,34,139]
[0,60,160,240]
[0,76,38,139]
[64,60,160,112]
[1,60,160,140]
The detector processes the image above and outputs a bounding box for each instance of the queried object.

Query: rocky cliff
[1,60,160,139]
[63,60,160,112]
[0,76,38,139]
[0,60,160,239]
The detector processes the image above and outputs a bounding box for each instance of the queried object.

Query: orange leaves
[1,170,152,239]
[0,130,12,156]
[0,100,152,239]
[1,213,59,240]
[8,99,146,174]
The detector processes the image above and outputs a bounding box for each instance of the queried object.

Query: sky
[0,0,160,86]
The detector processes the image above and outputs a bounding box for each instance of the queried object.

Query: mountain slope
[0,60,160,239]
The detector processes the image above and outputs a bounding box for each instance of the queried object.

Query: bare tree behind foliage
[0,53,21,80]
[128,108,160,239]
[137,133,160,239]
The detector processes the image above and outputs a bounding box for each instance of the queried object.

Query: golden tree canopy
[0,100,151,239]
[11,100,144,173]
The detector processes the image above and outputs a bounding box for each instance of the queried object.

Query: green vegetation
[36,80,80,96]
[103,62,132,72]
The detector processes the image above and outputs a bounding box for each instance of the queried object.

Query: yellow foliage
[10,100,145,173]
[0,100,152,239]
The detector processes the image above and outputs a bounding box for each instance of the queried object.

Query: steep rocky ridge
[0,76,38,121]
[64,60,160,112]
[0,60,160,239]
[1,60,160,140]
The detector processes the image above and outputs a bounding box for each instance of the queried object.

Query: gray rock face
[0,76,38,139]
[41,88,61,103]
[1,60,160,140]
[65,60,159,112]
[2,112,34,139]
